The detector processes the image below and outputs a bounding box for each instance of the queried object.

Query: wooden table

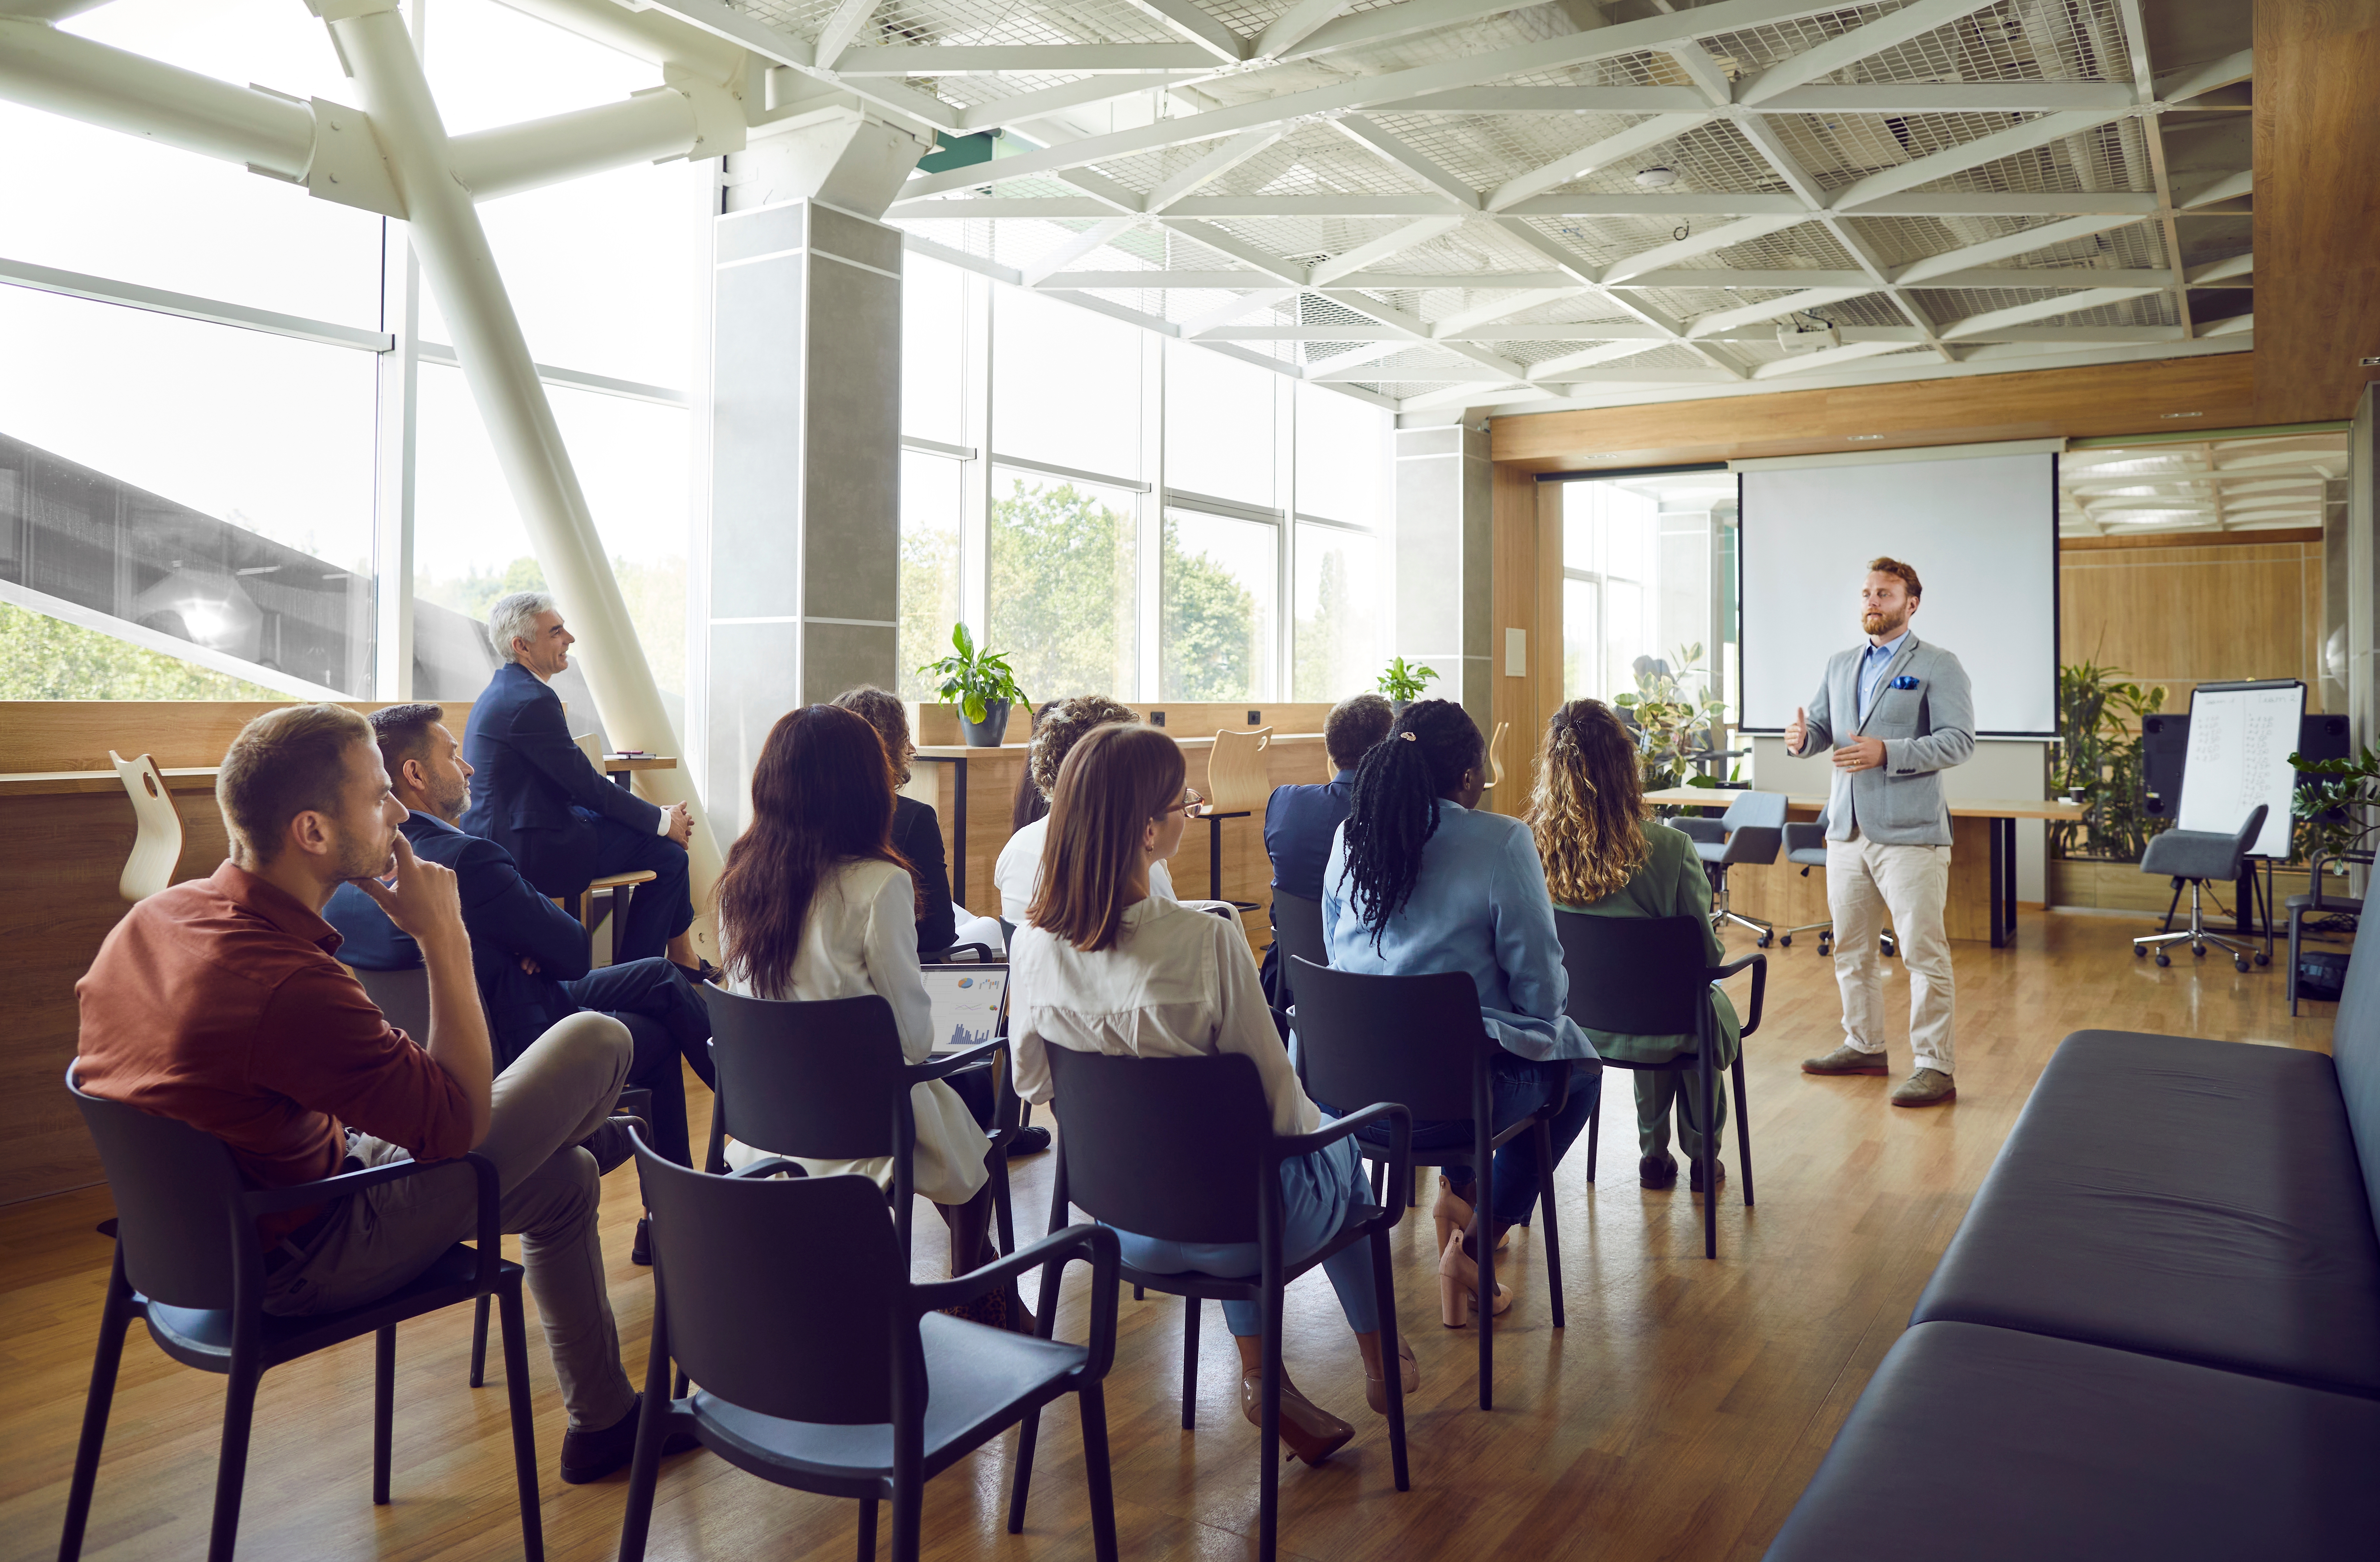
[1645,788,2085,948]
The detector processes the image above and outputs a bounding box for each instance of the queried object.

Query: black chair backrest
[66,1067,248,1309]
[1288,959,1488,1122]
[702,986,910,1161]
[347,963,431,1038]
[1552,912,1710,1037]
[635,1142,910,1425]
[1270,891,1326,1007]
[1045,1047,1273,1245]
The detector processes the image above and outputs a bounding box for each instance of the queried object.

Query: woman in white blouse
[712,704,1009,1319]
[994,694,1180,927]
[1012,722,1417,1465]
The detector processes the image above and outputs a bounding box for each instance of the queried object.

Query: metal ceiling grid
[1365,108,1651,193]
[1848,0,2132,85]
[1627,283,1803,318]
[1662,217,1861,273]
[1794,291,1908,327]
[1907,284,2176,330]
[1196,213,1413,261]
[1536,118,1789,202]
[1211,126,1442,199]
[1691,1,1915,78]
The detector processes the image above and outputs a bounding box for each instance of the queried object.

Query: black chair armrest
[1281,1102,1412,1219]
[913,1223,1123,1377]
[243,1152,503,1289]
[910,1037,1006,1084]
[1723,824,1783,865]
[1710,951,1768,1039]
[922,942,1000,964]
[1673,817,1727,845]
[725,1156,807,1180]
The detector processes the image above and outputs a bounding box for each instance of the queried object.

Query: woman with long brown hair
[711,704,1008,1305]
[1010,722,1416,1466]
[1525,698,1742,1192]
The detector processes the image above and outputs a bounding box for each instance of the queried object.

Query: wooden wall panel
[1485,463,1543,817]
[0,700,477,774]
[2057,541,2324,710]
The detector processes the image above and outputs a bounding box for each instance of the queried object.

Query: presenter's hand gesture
[353,833,466,950]
[1833,735,1887,774]
[663,801,693,848]
[1785,706,1806,754]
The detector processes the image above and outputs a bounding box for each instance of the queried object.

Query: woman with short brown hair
[1011,723,1415,1465]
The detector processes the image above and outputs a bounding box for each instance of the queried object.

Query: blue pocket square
[1888,675,1920,690]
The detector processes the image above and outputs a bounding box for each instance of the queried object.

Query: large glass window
[1161,508,1277,701]
[899,450,964,699]
[1562,481,1658,702]
[1292,523,1379,702]
[1165,341,1277,509]
[990,288,1144,480]
[988,470,1139,702]
[1295,382,1388,527]
[903,257,969,449]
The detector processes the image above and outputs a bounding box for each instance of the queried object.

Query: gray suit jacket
[1792,633,1975,846]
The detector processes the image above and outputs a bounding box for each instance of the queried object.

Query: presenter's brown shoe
[1891,1068,1957,1106]
[1801,1044,1889,1076]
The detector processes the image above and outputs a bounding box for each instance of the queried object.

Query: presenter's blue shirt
[1857,629,1911,723]
[1320,801,1597,1063]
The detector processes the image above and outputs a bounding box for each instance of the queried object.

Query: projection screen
[1739,449,2059,737]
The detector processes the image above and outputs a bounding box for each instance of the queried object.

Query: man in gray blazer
[1784,557,1973,1106]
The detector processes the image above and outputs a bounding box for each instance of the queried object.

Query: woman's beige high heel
[1364,1337,1420,1414]
[1430,1175,1510,1257]
[1438,1228,1513,1328]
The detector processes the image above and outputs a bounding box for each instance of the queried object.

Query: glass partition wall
[1555,468,1740,740]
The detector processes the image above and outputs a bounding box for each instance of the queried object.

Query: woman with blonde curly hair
[993,695,1184,926]
[1525,699,1741,1192]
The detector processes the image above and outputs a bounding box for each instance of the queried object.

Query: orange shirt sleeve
[255,963,476,1162]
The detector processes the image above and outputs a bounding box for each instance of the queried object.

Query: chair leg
[1369,1226,1409,1492]
[1731,1057,1754,1207]
[1007,1407,1040,1534]
[499,1284,545,1562]
[1475,1153,1494,1413]
[889,1473,924,1562]
[2288,908,2303,1016]
[1077,1385,1120,1562]
[373,1325,396,1505]
[1534,1120,1564,1329]
[617,1296,675,1562]
[1369,1156,1386,1207]
[58,1271,135,1562]
[470,1294,490,1387]
[856,1498,877,1561]
[991,1157,1016,1257]
[1700,1062,1718,1261]
[1257,1291,1284,1562]
[206,1359,264,1562]
[704,1089,728,1176]
[1179,1297,1201,1430]
[1585,1089,1599,1184]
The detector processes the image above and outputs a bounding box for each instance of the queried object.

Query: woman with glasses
[1011,722,1416,1465]
[1320,698,1600,1326]
[995,696,1194,929]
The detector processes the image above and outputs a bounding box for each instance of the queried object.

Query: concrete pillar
[1392,423,1495,737]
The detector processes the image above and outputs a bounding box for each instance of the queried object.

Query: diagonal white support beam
[957,72,1197,132]
[810,0,880,70]
[1281,0,1525,62]
[1686,287,1871,338]
[2188,252,2253,285]
[1429,288,1579,339]
[1598,213,1809,284]
[1315,289,1525,378]
[1118,0,1247,63]
[1181,287,1300,334]
[1891,213,2147,283]
[835,45,1218,74]
[1830,110,2133,210]
[1750,339,1918,378]
[1306,215,1468,286]
[1163,219,1307,286]
[451,85,731,200]
[1301,337,1414,375]
[1253,0,1352,61]
[1330,114,1482,208]
[1059,168,1145,213]
[1022,217,1140,285]
[1485,112,1712,212]
[1527,338,1673,379]
[1739,0,2003,105]
[1142,127,1286,212]
[1397,380,1537,412]
[1937,286,2162,339]
[1492,217,1743,379]
[2182,169,2253,208]
[2154,46,2252,104]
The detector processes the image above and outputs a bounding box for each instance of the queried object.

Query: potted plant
[2292,745,2380,869]
[1376,656,1438,710]
[2046,657,2168,862]
[1615,643,1730,805]
[917,623,1027,747]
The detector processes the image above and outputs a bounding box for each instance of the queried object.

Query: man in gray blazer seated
[1784,557,1973,1107]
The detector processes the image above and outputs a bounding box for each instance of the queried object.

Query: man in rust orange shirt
[76,703,661,1483]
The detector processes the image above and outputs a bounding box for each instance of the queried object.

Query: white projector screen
[1739,450,2059,737]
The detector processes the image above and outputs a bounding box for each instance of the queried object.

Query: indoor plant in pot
[1377,656,1438,711]
[918,623,1027,746]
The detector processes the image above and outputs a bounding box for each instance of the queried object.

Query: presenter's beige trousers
[1826,829,1955,1076]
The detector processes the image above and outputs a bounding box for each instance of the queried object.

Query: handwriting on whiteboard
[2177,684,2302,859]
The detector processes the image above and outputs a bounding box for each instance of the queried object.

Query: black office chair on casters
[2134,805,2269,972]
[1775,809,1896,958]
[1675,790,1788,946]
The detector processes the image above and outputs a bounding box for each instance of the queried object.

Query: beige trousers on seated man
[1826,829,1954,1076]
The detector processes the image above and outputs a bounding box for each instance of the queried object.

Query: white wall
[1751,735,2047,903]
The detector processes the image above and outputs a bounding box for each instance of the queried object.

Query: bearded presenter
[1784,557,1974,1108]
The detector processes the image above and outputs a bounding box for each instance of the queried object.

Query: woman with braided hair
[1527,699,1741,1192]
[1318,699,1599,1327]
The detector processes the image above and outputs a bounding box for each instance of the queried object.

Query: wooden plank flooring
[0,911,2340,1562]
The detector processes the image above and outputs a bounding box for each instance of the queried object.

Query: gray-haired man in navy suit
[1785,557,1974,1107]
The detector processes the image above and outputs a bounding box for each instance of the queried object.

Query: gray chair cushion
[1762,1322,2380,1562]
[1910,1030,2380,1395]
[2139,825,2247,881]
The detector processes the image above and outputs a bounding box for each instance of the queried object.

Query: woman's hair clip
[1398,731,1418,741]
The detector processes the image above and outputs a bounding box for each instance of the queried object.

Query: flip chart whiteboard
[2176,681,2304,860]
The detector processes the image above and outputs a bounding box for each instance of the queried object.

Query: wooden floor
[0,911,2341,1562]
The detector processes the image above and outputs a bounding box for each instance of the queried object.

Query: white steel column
[326,0,721,932]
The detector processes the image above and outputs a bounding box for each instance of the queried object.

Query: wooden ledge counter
[0,753,674,798]
[1642,788,2084,948]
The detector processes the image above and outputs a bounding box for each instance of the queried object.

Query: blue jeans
[1324,1054,1598,1229]
[582,808,694,964]
[1109,1135,1380,1337]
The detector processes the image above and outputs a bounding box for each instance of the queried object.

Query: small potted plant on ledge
[1377,656,1438,711]
[918,623,1027,747]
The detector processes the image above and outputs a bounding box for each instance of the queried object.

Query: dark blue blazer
[459,661,661,899]
[325,811,593,1068]
[1264,771,1358,903]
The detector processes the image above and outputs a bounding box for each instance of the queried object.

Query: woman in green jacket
[1525,699,1742,1192]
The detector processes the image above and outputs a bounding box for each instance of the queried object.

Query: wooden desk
[1644,788,2084,948]
[1,753,677,799]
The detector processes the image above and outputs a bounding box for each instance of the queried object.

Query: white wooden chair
[109,750,181,902]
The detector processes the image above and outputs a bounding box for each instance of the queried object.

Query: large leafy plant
[2047,657,2168,861]
[2291,746,2380,869]
[916,623,1026,723]
[1376,657,1438,702]
[1615,642,1728,795]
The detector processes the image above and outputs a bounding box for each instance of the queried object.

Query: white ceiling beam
[1952,326,2183,342]
[809,0,879,71]
[1685,286,1871,338]
[835,45,1218,74]
[2181,170,2253,208]
[1252,0,1353,61]
[1160,219,1308,285]
[1751,340,1920,379]
[1891,213,2147,282]
[1280,0,1525,64]
[1527,339,1675,379]
[1312,364,1509,383]
[2155,47,2253,105]
[1756,83,2136,114]
[2110,0,2194,343]
[1020,271,1264,288]
[2202,312,2253,337]
[1330,114,1482,208]
[1831,111,2133,211]
[1429,287,1580,338]
[1907,268,2174,290]
[1117,0,1248,64]
[1497,192,1806,216]
[1312,288,1526,376]
[1485,112,1712,212]
[900,0,1924,200]
[1344,271,1574,289]
[892,196,1114,219]
[957,73,1197,132]
[1854,192,2162,217]
[1062,167,1162,213]
[2187,252,2253,285]
[1143,127,1287,211]
[1661,42,1735,107]
[1738,0,2003,105]
[1307,216,1469,285]
[1598,212,1809,284]
[1397,379,1537,412]
[1200,325,1402,340]
[1372,86,1707,115]
[1937,286,2162,340]
[1612,268,1864,289]
[1021,217,1141,286]
[1180,287,1300,334]
[1491,217,1744,379]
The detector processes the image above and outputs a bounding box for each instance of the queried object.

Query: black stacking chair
[1269,889,1328,1026]
[1031,1048,1410,1562]
[1286,957,1565,1410]
[1554,911,1765,1260]
[2289,848,2368,1014]
[616,1132,1121,1562]
[700,986,1011,1260]
[2134,803,2270,971]
[60,1068,541,1562]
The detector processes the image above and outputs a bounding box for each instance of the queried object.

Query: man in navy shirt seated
[459,592,696,968]
[327,704,714,1212]
[1266,693,1396,901]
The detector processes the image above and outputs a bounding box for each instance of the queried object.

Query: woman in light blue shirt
[1319,700,1599,1325]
